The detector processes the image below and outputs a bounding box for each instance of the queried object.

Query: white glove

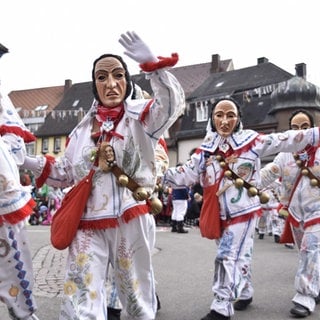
[119,31,158,64]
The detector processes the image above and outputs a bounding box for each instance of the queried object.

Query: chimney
[257,57,269,64]
[295,63,306,79]
[64,79,72,93]
[211,54,221,73]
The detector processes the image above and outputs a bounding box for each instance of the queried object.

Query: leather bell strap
[110,165,140,192]
[216,154,269,203]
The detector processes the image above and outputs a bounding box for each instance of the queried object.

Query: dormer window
[196,101,208,122]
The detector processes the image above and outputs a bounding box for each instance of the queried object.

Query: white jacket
[25,68,185,225]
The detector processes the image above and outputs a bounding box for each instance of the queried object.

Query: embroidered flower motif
[76,252,89,267]
[89,290,97,300]
[84,273,93,286]
[63,280,77,296]
[118,257,132,270]
[116,237,143,317]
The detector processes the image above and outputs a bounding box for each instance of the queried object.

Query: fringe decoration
[35,154,55,188]
[79,218,119,229]
[140,53,179,72]
[78,205,149,230]
[221,210,261,229]
[0,125,36,142]
[140,100,154,124]
[0,198,36,226]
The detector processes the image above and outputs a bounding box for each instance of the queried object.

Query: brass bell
[278,208,289,217]
[259,192,270,204]
[247,186,258,197]
[216,154,222,161]
[224,170,233,178]
[150,197,163,215]
[310,178,319,187]
[133,187,148,201]
[234,178,244,188]
[154,184,159,193]
[219,161,226,168]
[301,168,309,176]
[118,174,129,187]
[295,159,302,167]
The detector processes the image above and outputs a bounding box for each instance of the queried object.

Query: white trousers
[291,223,320,312]
[171,200,188,221]
[210,216,256,317]
[0,221,37,320]
[59,214,157,320]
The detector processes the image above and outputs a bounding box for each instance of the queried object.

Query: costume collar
[200,129,259,153]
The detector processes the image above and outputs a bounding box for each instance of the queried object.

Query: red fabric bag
[50,169,95,250]
[199,183,222,240]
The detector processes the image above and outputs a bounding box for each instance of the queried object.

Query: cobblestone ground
[32,245,67,298]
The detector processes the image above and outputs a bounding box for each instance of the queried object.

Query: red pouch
[50,169,94,250]
[199,183,221,240]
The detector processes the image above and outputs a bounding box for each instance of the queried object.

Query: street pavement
[0,223,319,320]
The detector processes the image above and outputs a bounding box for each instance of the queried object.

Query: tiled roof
[9,85,65,118]
[187,62,293,102]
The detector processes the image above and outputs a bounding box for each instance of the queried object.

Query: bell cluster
[216,154,270,204]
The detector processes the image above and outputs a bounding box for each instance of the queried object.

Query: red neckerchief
[294,144,317,167]
[93,104,125,142]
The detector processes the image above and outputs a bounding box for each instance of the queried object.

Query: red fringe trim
[0,125,36,142]
[78,204,150,230]
[140,100,154,124]
[140,53,179,72]
[122,204,149,223]
[35,154,55,188]
[232,135,261,156]
[158,137,168,155]
[79,218,119,229]
[0,198,36,225]
[221,210,261,229]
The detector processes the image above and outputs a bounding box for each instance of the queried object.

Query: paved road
[0,224,319,320]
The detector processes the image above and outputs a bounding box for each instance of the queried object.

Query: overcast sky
[1,0,319,94]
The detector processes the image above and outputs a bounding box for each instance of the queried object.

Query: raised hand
[119,31,158,64]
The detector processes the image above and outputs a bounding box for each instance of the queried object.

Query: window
[54,137,61,153]
[26,142,35,156]
[195,101,208,122]
[42,138,49,154]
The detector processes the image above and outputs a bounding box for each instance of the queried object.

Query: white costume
[165,125,320,317]
[0,89,38,320]
[23,57,185,319]
[261,148,320,313]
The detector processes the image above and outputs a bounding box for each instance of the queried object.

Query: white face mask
[290,112,312,130]
[213,100,239,138]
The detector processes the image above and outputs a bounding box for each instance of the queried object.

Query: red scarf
[94,104,125,142]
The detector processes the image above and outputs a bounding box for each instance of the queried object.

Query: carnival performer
[0,83,39,318]
[21,31,185,320]
[256,179,282,241]
[260,109,320,318]
[164,98,320,320]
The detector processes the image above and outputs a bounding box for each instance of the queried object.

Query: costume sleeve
[139,68,185,139]
[22,154,74,189]
[259,159,282,189]
[254,127,320,157]
[164,153,202,188]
